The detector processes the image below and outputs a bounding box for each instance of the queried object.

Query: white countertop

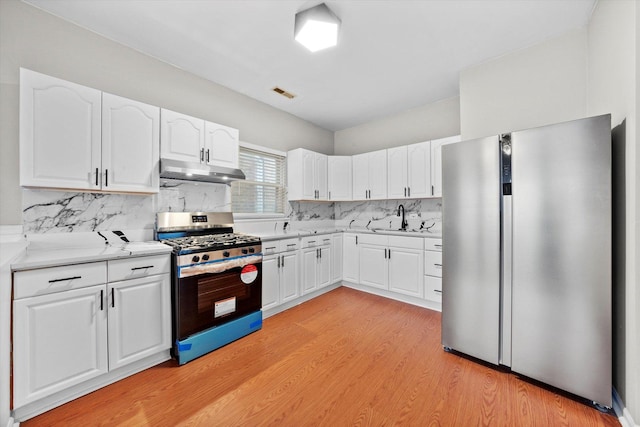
[11,241,172,271]
[256,227,441,241]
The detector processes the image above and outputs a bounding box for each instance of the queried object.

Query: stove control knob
[248,247,255,253]
[192,255,200,263]
[202,254,210,261]
[241,248,248,255]
[223,251,230,258]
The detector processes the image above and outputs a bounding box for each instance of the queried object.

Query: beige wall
[0,0,334,226]
[333,96,460,155]
[459,29,588,140]
[588,0,639,421]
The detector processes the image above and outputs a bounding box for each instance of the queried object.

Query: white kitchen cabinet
[300,236,332,294]
[204,122,239,169]
[388,246,424,298]
[160,109,205,164]
[342,233,359,283]
[287,148,328,201]
[20,68,102,191]
[352,149,387,200]
[387,142,431,199]
[331,233,343,283]
[12,254,171,409]
[358,244,388,290]
[424,238,443,303]
[328,156,352,201]
[107,274,171,370]
[102,93,160,193]
[430,135,461,197]
[262,238,300,312]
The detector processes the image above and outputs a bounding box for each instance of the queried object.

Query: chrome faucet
[397,204,407,230]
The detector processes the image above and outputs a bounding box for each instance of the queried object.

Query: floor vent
[272,86,296,99]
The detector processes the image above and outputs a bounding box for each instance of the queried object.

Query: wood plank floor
[22,287,619,426]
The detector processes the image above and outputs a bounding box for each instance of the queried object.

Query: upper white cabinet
[387,142,431,199]
[160,109,205,164]
[328,156,352,201]
[20,68,160,193]
[430,135,461,197]
[160,109,241,169]
[102,93,160,193]
[287,148,328,201]
[20,68,102,191]
[205,122,239,169]
[352,149,387,200]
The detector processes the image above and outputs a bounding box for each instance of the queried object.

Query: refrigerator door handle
[500,194,513,367]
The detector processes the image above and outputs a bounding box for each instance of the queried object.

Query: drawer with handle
[424,238,443,252]
[108,254,170,282]
[425,275,442,303]
[425,251,443,277]
[14,261,107,299]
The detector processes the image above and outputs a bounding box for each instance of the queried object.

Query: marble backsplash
[22,183,441,235]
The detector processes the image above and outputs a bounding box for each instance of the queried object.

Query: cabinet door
[358,244,388,289]
[13,285,108,407]
[352,153,369,200]
[204,122,239,168]
[388,247,424,298]
[343,234,359,283]
[262,255,280,310]
[301,150,317,199]
[281,252,300,303]
[387,146,408,199]
[20,68,102,190]
[407,141,431,198]
[160,109,204,163]
[431,135,461,197]
[328,156,352,201]
[102,93,160,193]
[368,150,388,199]
[315,153,328,200]
[317,246,332,288]
[107,275,171,370]
[331,233,343,283]
[301,248,318,295]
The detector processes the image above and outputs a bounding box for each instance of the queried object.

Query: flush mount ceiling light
[294,3,341,52]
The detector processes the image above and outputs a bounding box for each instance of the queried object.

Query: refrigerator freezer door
[510,114,612,407]
[442,136,501,365]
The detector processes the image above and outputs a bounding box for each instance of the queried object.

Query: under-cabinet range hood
[160,158,245,185]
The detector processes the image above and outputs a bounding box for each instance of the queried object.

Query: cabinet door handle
[206,149,210,163]
[200,148,205,162]
[388,249,391,259]
[131,265,154,271]
[48,276,81,283]
[100,290,104,311]
[434,244,442,248]
[431,185,434,196]
[434,289,442,294]
[105,169,108,187]
[95,168,99,186]
[281,255,285,267]
[355,236,358,245]
[111,288,115,308]
[329,191,331,199]
[384,248,387,259]
[277,255,281,268]
[434,263,442,267]
[404,187,407,197]
[408,187,410,197]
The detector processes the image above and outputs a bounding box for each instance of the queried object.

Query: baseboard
[613,388,638,427]
[263,282,342,319]
[342,281,442,312]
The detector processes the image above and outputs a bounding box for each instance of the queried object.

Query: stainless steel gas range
[156,211,262,365]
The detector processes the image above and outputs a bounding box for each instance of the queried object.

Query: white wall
[0,0,334,226]
[459,29,588,140]
[588,0,639,422]
[334,96,460,155]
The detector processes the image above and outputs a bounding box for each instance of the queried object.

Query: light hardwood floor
[22,287,619,426]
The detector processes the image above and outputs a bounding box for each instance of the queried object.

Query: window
[231,144,286,215]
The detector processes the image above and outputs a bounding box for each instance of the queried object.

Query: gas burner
[159,232,261,254]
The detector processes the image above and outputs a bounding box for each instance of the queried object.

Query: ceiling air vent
[272,86,296,99]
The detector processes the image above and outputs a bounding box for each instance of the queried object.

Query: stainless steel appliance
[441,114,612,408]
[156,212,262,365]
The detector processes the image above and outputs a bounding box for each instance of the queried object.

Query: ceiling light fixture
[294,3,340,52]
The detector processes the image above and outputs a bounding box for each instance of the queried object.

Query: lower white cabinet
[301,236,331,295]
[342,233,359,283]
[331,233,343,283]
[262,238,300,312]
[12,254,171,409]
[359,243,388,290]
[13,284,108,407]
[388,245,424,298]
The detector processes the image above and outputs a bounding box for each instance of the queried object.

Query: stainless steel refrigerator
[441,114,612,408]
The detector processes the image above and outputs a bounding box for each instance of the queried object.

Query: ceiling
[23,0,597,131]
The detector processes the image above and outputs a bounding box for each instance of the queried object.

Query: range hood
[160,158,245,185]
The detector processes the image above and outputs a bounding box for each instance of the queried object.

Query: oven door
[175,262,262,341]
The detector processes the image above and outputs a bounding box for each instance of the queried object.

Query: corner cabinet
[20,68,160,193]
[160,109,240,169]
[287,148,328,201]
[328,156,352,201]
[12,254,171,411]
[352,149,387,200]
